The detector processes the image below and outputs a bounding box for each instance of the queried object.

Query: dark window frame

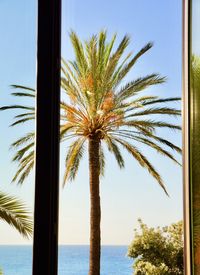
[32,1,61,274]
[183,0,192,274]
[183,0,200,274]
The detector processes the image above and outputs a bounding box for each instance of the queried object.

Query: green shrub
[128,219,183,274]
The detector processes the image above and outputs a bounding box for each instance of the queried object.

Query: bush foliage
[128,219,183,274]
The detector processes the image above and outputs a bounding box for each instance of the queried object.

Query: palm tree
[0,191,32,238]
[0,31,181,275]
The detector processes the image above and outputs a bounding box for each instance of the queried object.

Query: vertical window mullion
[33,1,61,274]
[183,0,193,274]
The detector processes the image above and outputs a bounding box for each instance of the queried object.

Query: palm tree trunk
[88,137,101,275]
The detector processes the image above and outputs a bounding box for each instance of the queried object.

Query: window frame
[32,0,195,274]
[183,0,192,274]
[32,1,61,274]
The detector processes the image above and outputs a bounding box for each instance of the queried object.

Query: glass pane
[0,1,36,274]
[190,0,200,273]
[59,1,183,274]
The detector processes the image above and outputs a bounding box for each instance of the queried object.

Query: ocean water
[0,245,133,275]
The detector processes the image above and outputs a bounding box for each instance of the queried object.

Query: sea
[0,245,133,275]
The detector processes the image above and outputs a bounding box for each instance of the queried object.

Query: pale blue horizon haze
[0,0,182,245]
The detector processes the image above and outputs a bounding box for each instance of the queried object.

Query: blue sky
[0,0,182,245]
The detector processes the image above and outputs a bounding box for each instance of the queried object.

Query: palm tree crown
[0,31,182,275]
[0,31,181,194]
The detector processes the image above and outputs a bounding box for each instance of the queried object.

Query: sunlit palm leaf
[112,137,168,195]
[104,136,125,168]
[0,192,32,238]
[63,138,86,185]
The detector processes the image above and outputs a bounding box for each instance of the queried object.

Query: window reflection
[190,0,200,272]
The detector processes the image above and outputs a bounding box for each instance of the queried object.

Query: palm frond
[61,58,81,87]
[117,74,166,101]
[97,31,106,63]
[0,105,34,111]
[10,85,35,92]
[12,142,34,162]
[12,158,34,184]
[105,136,125,168]
[125,107,181,118]
[10,116,35,127]
[103,35,130,84]
[152,135,182,154]
[115,42,153,86]
[70,31,88,76]
[60,124,77,139]
[11,92,35,98]
[63,138,85,185]
[0,192,33,238]
[103,33,117,66]
[133,136,181,165]
[142,97,181,106]
[111,52,132,84]
[133,126,182,154]
[113,137,168,195]
[123,120,181,131]
[11,143,35,184]
[14,112,35,119]
[10,132,35,148]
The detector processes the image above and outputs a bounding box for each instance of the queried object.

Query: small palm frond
[0,105,34,111]
[117,74,166,101]
[12,142,34,162]
[103,35,130,87]
[124,124,181,154]
[10,132,35,149]
[132,136,181,165]
[105,136,125,168]
[10,85,35,93]
[142,97,181,106]
[141,130,182,154]
[113,137,168,195]
[103,33,117,66]
[14,112,35,119]
[14,161,34,184]
[10,116,35,127]
[63,138,86,185]
[114,42,153,86]
[70,31,88,76]
[12,151,34,184]
[123,120,181,131]
[60,124,77,139]
[0,192,33,238]
[10,132,35,184]
[125,107,181,118]
[11,92,35,98]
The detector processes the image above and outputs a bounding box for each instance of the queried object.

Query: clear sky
[0,0,182,245]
